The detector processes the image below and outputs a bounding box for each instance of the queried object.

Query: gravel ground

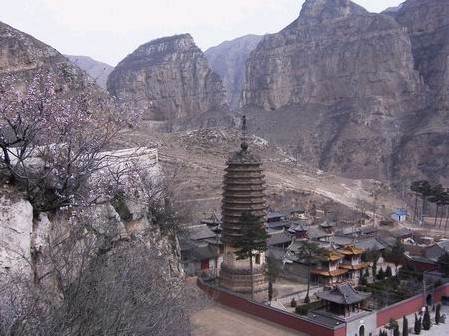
[191,305,306,336]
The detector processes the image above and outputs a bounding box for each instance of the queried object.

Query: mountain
[205,34,263,110]
[65,55,114,89]
[240,0,427,185]
[107,34,228,121]
[0,21,105,101]
[389,0,449,186]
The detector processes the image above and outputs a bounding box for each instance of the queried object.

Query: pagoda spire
[240,115,249,151]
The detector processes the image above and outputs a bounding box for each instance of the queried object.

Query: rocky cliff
[241,0,426,183]
[65,55,114,89]
[205,35,263,111]
[0,21,104,99]
[107,34,228,121]
[390,0,449,185]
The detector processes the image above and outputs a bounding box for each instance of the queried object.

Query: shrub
[414,313,421,335]
[435,303,441,324]
[295,305,308,316]
[422,306,431,330]
[290,298,297,308]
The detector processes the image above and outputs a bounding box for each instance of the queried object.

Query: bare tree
[0,72,135,213]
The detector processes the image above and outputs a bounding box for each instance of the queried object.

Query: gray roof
[191,244,219,261]
[330,235,355,246]
[317,283,371,305]
[267,247,287,261]
[355,238,387,251]
[437,240,449,251]
[390,228,412,238]
[424,244,447,262]
[266,220,292,230]
[185,224,218,241]
[267,231,292,246]
[307,227,332,239]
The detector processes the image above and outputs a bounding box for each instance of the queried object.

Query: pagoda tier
[221,154,267,244]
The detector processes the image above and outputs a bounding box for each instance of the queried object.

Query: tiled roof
[185,224,218,241]
[317,282,371,305]
[267,231,292,246]
[307,227,332,239]
[338,245,365,255]
[311,268,348,277]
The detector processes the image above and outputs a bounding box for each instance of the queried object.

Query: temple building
[337,245,369,283]
[311,251,348,287]
[218,116,268,300]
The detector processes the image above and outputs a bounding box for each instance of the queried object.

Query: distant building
[391,209,407,222]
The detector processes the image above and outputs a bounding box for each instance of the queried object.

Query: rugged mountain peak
[0,21,108,104]
[299,0,367,21]
[205,34,263,110]
[107,34,228,121]
[132,33,196,58]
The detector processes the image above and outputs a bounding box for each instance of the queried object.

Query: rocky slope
[65,55,114,89]
[240,0,426,183]
[390,0,449,185]
[0,21,105,100]
[205,35,263,110]
[107,34,228,121]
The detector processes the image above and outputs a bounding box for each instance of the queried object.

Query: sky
[1,0,404,66]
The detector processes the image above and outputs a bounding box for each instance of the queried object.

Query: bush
[295,305,308,316]
[377,268,385,280]
[414,313,421,335]
[423,306,431,330]
[290,298,297,308]
[435,303,441,324]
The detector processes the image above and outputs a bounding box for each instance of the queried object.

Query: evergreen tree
[385,265,393,278]
[403,315,409,336]
[422,306,432,330]
[265,257,279,303]
[414,314,421,335]
[438,252,449,277]
[377,267,385,280]
[393,325,400,336]
[435,303,441,325]
[295,241,326,303]
[233,212,269,299]
[372,263,377,278]
[290,298,297,307]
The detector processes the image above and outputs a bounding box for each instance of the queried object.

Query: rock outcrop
[205,35,263,110]
[0,21,104,99]
[390,0,449,185]
[107,34,228,121]
[65,55,114,89]
[241,0,426,182]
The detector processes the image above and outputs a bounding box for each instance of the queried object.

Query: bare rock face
[0,21,103,97]
[391,0,449,185]
[107,34,228,121]
[241,0,428,182]
[65,55,114,89]
[205,35,263,111]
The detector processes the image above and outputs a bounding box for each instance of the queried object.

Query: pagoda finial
[241,115,248,151]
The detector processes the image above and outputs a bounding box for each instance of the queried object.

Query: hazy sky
[1,0,404,66]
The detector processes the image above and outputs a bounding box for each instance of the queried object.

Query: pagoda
[218,116,268,299]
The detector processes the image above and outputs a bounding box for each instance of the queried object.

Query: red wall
[377,282,449,327]
[377,295,425,327]
[197,279,346,336]
[434,283,449,302]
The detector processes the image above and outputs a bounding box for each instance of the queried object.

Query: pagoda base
[218,263,268,301]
